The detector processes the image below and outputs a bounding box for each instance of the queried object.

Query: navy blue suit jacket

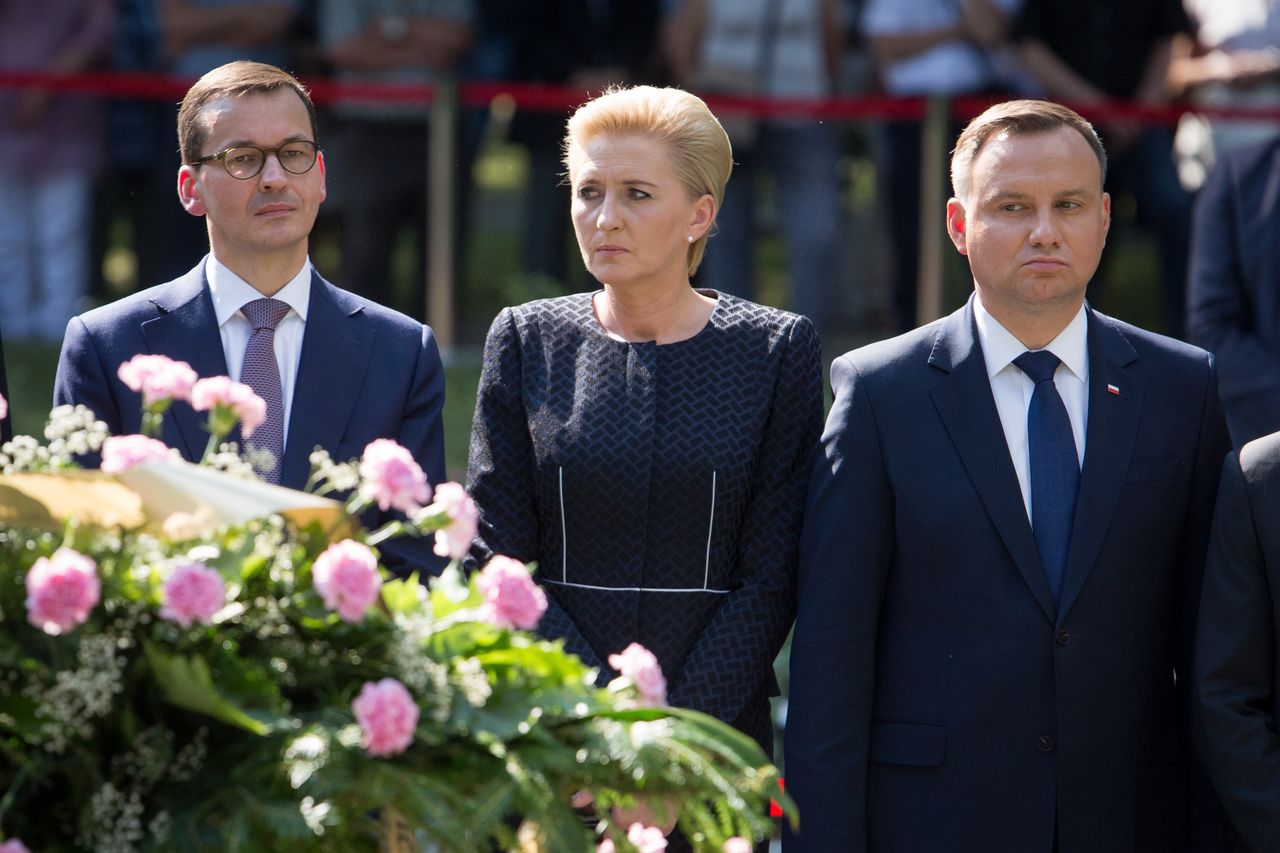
[784,298,1229,852]
[1188,136,1280,448]
[53,261,447,576]
[1194,433,1280,853]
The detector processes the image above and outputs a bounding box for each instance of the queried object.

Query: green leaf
[0,693,42,740]
[142,640,275,735]
[380,574,423,616]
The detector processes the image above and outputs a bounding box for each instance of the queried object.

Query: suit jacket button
[1055,629,1070,646]
[1038,735,1055,752]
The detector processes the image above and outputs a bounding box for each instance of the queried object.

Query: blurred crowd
[2,0,1280,347]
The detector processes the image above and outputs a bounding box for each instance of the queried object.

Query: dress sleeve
[664,315,824,722]
[465,308,609,674]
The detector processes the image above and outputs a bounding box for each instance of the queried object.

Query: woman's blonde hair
[563,85,733,277]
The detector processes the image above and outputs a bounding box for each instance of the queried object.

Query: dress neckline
[584,289,724,348]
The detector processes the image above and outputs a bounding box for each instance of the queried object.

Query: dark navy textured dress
[467,290,823,750]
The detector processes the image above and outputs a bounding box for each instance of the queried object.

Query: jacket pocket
[869,721,946,767]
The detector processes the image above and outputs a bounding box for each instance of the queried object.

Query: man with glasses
[53,60,447,576]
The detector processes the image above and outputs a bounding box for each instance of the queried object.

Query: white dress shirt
[205,254,311,445]
[974,296,1089,523]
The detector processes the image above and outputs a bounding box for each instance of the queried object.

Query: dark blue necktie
[1013,350,1079,606]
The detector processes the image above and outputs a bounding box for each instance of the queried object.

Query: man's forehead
[199,90,310,141]
[971,127,1102,188]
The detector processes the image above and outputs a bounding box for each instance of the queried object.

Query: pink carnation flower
[627,823,669,853]
[723,838,753,853]
[0,839,33,853]
[359,439,430,514]
[597,841,617,853]
[312,539,382,623]
[160,562,226,627]
[0,392,8,421]
[101,434,174,474]
[352,678,419,757]
[608,643,667,707]
[477,556,547,631]
[25,548,100,635]
[431,481,479,561]
[117,354,198,405]
[190,376,267,438]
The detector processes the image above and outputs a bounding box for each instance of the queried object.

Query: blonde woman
[466,85,823,838]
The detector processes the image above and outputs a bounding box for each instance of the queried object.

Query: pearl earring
[687,235,694,243]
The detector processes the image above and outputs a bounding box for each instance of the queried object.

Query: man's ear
[316,149,327,202]
[945,197,968,255]
[177,166,206,217]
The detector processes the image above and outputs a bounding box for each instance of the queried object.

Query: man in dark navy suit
[784,100,1230,852]
[1195,430,1280,853]
[53,61,445,576]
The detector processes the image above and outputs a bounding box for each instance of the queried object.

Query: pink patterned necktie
[239,297,291,483]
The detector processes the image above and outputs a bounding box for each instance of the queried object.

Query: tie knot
[1014,350,1062,384]
[241,298,290,331]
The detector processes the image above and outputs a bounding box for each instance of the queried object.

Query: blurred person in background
[317,0,474,318]
[0,1,114,343]
[1016,0,1195,339]
[1168,0,1280,192]
[663,0,846,338]
[861,0,1028,333]
[504,0,662,290]
[1187,135,1280,448]
[91,0,305,305]
[160,0,300,74]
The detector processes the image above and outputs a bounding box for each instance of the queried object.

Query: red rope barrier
[4,69,1280,126]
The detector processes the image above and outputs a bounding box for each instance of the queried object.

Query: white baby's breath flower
[80,782,146,853]
[44,404,109,465]
[0,435,51,472]
[454,657,492,708]
[299,796,331,836]
[285,733,329,789]
[32,634,126,754]
[149,810,172,844]
[169,727,208,782]
[204,442,259,479]
[309,448,360,493]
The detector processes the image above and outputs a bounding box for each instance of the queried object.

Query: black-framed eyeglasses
[188,140,320,180]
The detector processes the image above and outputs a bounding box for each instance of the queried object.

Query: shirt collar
[973,295,1088,383]
[206,253,312,327]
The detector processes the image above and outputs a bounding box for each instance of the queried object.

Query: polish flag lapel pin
[1107,383,1120,396]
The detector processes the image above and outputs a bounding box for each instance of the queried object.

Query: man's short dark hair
[178,61,317,164]
[951,99,1108,202]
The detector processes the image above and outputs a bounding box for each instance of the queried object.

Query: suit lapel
[281,273,374,488]
[930,299,1057,624]
[1056,309,1144,621]
[140,262,230,462]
